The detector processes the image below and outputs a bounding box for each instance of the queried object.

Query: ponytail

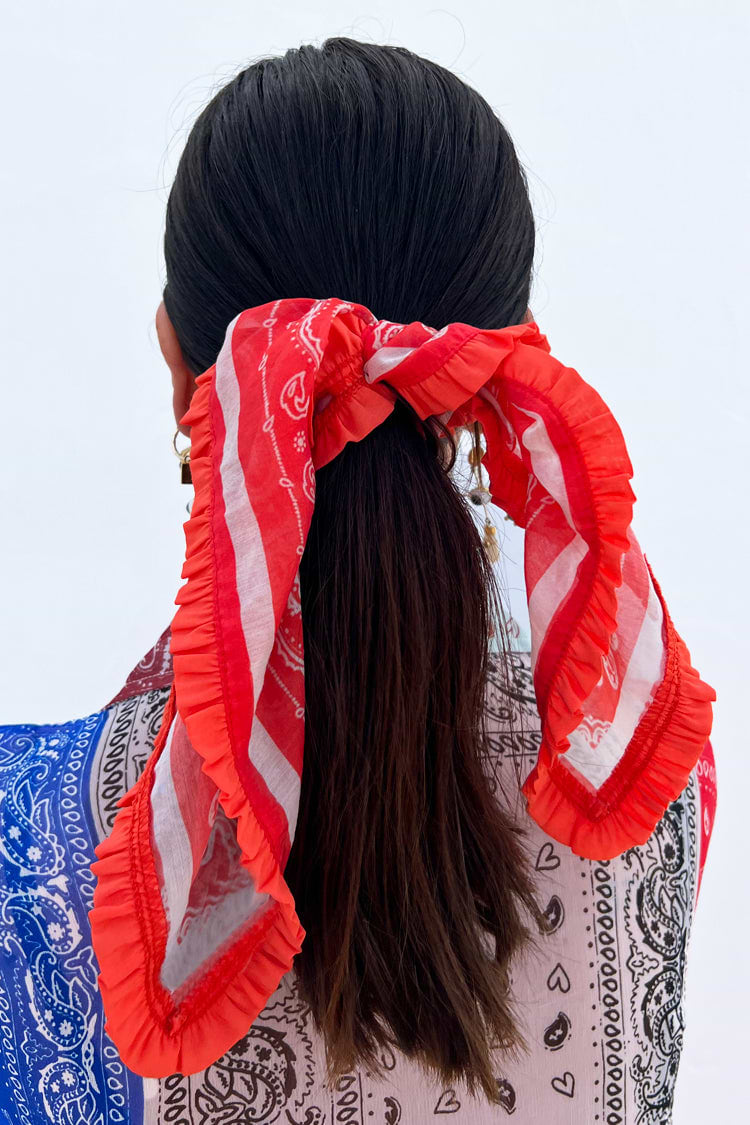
[287,398,547,1102]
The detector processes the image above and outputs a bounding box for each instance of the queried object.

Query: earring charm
[470,421,501,564]
[173,428,192,485]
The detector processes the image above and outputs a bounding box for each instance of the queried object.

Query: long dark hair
[163,37,548,1104]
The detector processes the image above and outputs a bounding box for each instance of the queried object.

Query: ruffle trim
[521,560,716,859]
[89,363,305,1077]
[473,337,715,860]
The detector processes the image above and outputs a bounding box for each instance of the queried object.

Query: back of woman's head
[163,36,545,1105]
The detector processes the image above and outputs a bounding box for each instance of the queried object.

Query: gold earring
[173,428,192,485]
[469,421,500,564]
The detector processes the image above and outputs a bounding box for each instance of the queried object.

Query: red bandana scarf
[89,296,715,1077]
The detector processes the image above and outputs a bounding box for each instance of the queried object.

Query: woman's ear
[155,300,195,436]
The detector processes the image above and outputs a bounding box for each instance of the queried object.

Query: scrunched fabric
[88,296,715,1078]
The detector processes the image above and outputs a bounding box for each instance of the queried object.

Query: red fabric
[88,297,715,1079]
[695,738,718,901]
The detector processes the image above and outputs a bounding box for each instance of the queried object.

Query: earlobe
[172,376,194,437]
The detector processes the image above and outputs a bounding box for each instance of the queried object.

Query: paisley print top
[0,622,717,1125]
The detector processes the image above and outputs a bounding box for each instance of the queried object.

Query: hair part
[163,36,547,1105]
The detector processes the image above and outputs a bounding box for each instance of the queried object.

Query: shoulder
[0,710,108,772]
[0,710,109,864]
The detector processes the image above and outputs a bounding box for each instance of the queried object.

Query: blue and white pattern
[0,713,144,1125]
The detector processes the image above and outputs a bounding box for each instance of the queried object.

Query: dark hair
[163,36,547,1104]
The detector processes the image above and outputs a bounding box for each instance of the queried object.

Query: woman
[0,37,717,1124]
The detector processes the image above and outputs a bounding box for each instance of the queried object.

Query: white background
[1,2,746,1118]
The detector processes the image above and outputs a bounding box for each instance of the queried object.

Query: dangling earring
[173,428,192,485]
[468,421,500,564]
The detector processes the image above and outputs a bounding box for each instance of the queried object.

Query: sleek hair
[163,36,548,1104]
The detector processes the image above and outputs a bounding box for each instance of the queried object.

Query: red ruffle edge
[89,364,305,1077]
[521,558,716,859]
[470,335,716,861]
